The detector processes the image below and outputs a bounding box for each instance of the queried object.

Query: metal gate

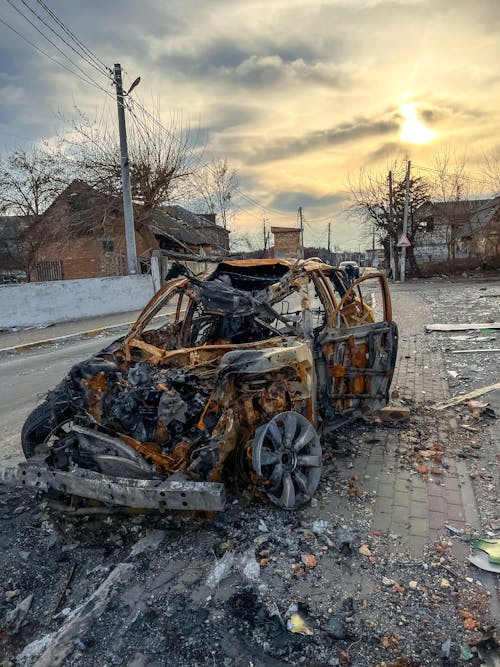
[35,260,63,281]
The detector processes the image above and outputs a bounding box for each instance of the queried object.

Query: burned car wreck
[19,259,397,512]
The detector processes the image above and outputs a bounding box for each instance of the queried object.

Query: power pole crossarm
[114,63,138,275]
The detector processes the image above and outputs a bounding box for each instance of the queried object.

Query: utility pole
[388,170,395,278]
[399,160,411,283]
[327,221,331,263]
[298,206,304,259]
[262,217,269,254]
[114,63,138,275]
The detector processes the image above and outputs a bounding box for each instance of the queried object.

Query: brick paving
[333,285,478,559]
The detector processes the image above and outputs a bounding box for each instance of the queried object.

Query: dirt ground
[0,277,499,667]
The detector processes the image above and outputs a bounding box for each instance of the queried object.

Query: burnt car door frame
[311,270,398,425]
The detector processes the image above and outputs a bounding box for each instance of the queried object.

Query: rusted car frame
[17,259,397,511]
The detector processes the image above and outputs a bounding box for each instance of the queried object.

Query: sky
[0,0,499,251]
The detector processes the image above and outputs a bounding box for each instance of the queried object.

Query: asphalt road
[0,334,116,467]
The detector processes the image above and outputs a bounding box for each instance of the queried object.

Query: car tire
[21,401,57,458]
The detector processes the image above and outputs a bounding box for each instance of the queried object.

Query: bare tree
[0,145,69,216]
[191,158,239,229]
[61,105,197,235]
[0,145,72,278]
[348,159,431,277]
[480,148,500,195]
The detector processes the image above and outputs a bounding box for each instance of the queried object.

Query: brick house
[28,181,230,281]
[271,226,301,259]
[413,197,500,269]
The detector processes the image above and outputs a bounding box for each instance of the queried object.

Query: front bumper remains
[0,462,226,511]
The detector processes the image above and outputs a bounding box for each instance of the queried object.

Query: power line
[34,0,110,74]
[0,15,107,90]
[18,0,110,78]
[412,162,487,185]
[125,96,294,224]
[4,0,110,91]
[125,93,296,219]
[1,5,309,224]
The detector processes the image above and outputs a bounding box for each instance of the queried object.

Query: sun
[400,103,436,144]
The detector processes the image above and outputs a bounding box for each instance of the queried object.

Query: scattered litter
[471,538,500,564]
[459,610,479,630]
[382,576,397,586]
[257,519,269,533]
[7,594,33,634]
[127,530,166,559]
[53,563,76,615]
[300,553,317,568]
[312,519,328,534]
[467,400,490,420]
[5,589,20,600]
[426,322,500,332]
[73,638,86,651]
[460,646,474,661]
[468,550,500,574]
[445,524,464,535]
[239,550,260,582]
[358,544,372,557]
[285,604,313,636]
[434,382,500,410]
[206,551,235,589]
[449,348,500,354]
[441,637,451,659]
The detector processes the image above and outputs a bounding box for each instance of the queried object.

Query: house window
[419,216,434,233]
[102,240,114,253]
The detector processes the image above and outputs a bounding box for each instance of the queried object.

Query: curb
[0,321,134,355]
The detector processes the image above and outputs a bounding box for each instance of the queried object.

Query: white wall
[0,275,155,328]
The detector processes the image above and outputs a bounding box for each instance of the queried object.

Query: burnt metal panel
[16,462,225,511]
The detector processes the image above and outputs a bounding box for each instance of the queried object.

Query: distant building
[413,197,500,269]
[271,226,301,259]
[26,181,230,281]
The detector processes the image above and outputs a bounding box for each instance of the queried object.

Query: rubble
[0,276,497,666]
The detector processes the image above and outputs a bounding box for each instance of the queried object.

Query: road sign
[397,234,411,247]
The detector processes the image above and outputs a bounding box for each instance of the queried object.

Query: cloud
[156,42,356,92]
[268,191,347,212]
[418,101,488,124]
[246,114,399,164]
[368,141,406,162]
[202,104,266,134]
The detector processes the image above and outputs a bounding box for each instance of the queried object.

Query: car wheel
[21,401,74,458]
[252,411,322,509]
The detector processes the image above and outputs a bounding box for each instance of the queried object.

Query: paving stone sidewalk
[332,286,478,560]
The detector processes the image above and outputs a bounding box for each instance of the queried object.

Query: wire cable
[18,0,110,79]
[1,7,307,225]
[412,162,487,185]
[125,93,295,219]
[0,15,108,90]
[34,0,110,74]
[4,0,109,90]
